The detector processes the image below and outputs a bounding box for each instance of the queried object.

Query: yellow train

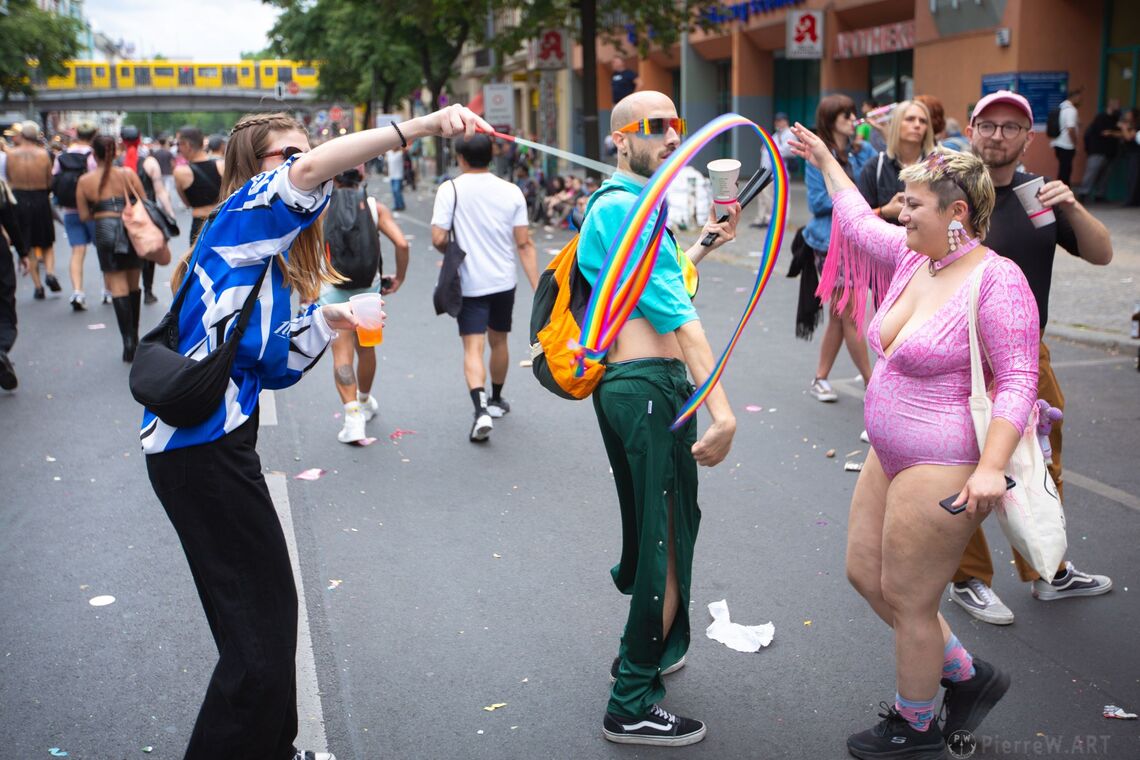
[42,59,319,91]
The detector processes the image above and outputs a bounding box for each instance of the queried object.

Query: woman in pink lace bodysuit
[789,127,1039,759]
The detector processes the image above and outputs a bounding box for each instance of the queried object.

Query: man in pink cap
[947,90,1115,626]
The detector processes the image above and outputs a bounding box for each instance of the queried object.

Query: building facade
[567,0,1136,193]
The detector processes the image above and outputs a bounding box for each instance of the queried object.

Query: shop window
[869,50,913,105]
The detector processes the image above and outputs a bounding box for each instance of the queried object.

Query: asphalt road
[2,183,1138,760]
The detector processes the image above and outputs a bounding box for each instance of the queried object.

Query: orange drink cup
[349,292,384,346]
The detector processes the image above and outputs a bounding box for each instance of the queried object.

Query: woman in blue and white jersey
[142,106,490,760]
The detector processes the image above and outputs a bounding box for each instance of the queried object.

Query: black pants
[1054,147,1076,187]
[147,413,299,760]
[0,245,17,353]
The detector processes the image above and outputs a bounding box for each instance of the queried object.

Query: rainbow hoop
[574,113,789,430]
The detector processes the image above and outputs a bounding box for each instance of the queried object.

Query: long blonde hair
[171,111,340,302]
[885,100,936,162]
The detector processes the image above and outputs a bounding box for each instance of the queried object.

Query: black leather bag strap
[169,208,220,316]
[228,256,274,341]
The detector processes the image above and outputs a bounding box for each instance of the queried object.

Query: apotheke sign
[834,20,915,59]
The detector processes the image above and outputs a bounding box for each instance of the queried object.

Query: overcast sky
[85,0,279,60]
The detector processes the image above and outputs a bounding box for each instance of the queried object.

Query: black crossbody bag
[129,213,274,428]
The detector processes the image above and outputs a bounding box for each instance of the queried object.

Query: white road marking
[259,389,278,426]
[1065,471,1140,514]
[396,213,431,229]
[265,472,327,751]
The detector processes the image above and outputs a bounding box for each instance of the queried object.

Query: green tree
[122,111,248,137]
[265,0,421,131]
[0,0,84,100]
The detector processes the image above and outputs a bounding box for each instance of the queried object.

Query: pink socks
[942,633,976,683]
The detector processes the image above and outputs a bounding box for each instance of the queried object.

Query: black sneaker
[469,410,493,442]
[609,654,686,683]
[603,703,706,747]
[487,397,510,418]
[0,350,17,391]
[847,702,947,759]
[33,287,45,300]
[144,289,158,305]
[45,274,62,292]
[939,657,1010,740]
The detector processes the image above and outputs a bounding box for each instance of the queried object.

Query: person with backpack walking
[576,90,739,748]
[321,168,409,443]
[430,133,538,442]
[141,104,489,760]
[1048,88,1081,187]
[52,121,99,310]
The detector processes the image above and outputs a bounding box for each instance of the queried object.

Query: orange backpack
[528,234,604,399]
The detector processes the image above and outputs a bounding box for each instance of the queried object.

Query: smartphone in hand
[939,476,1016,514]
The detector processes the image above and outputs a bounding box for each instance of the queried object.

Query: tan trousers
[954,340,1067,585]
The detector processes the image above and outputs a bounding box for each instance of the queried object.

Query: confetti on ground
[401,458,410,463]
[142,747,154,753]
[87,323,106,330]
[825,449,836,458]
[327,580,342,590]
[89,595,116,607]
[735,287,748,293]
[355,437,378,446]
[45,455,57,462]
[745,405,763,412]
[1104,705,1137,719]
[492,553,502,559]
[483,703,508,711]
[844,461,863,472]
[768,408,777,413]
[294,468,325,481]
[49,749,68,757]
[404,234,416,240]
[816,519,829,526]
[845,449,863,458]
[545,248,560,256]
[333,412,342,419]
[476,730,484,735]
[521,678,528,683]
[518,359,532,368]
[389,428,417,442]
[803,620,812,627]
[53,476,61,481]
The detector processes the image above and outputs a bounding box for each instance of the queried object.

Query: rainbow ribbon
[574,112,789,430]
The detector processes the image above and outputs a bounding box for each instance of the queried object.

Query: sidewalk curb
[1045,323,1135,351]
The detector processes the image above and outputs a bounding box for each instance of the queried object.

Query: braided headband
[230,115,304,136]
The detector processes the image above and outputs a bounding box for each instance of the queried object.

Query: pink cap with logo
[971,90,1033,125]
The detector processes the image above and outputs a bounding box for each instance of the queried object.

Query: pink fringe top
[814,188,903,334]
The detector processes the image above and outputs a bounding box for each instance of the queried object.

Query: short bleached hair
[899,147,995,239]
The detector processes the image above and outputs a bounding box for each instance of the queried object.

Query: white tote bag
[967,261,1067,583]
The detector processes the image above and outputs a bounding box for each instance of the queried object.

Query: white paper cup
[707,158,741,204]
[1012,176,1056,228]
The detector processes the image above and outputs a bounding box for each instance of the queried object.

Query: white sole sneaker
[948,582,1015,625]
[337,414,367,444]
[470,413,493,442]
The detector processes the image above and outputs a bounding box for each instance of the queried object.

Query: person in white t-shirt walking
[431,134,539,442]
[1050,89,1081,187]
[385,147,406,210]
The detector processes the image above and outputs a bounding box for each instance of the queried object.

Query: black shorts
[457,287,515,336]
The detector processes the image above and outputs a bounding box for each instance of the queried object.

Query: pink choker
[928,237,980,276]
